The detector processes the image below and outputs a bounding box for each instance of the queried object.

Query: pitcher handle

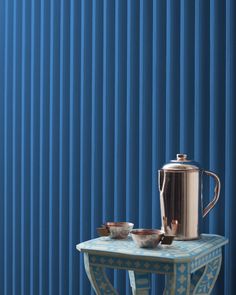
[202,170,221,218]
[158,170,167,194]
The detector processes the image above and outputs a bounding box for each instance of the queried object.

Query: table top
[77,234,228,262]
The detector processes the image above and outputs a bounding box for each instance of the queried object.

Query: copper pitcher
[158,154,220,240]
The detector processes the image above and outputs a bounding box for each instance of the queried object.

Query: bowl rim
[105,222,134,227]
[130,229,164,235]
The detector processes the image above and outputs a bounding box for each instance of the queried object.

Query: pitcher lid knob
[176,154,187,161]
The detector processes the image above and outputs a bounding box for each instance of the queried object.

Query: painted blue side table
[77,234,228,295]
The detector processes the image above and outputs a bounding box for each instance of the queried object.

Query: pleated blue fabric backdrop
[0,0,235,294]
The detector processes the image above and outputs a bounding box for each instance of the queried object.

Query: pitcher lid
[161,154,200,171]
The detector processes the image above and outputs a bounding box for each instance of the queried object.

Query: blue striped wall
[0,0,235,294]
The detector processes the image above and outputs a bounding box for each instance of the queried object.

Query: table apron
[87,254,174,274]
[190,248,222,273]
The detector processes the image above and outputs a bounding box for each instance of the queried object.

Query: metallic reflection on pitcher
[162,216,179,235]
[158,154,220,240]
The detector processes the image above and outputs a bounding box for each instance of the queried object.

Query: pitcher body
[158,154,220,240]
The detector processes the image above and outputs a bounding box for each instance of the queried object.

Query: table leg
[164,263,191,295]
[191,256,222,295]
[128,271,150,295]
[84,253,118,295]
[190,267,205,293]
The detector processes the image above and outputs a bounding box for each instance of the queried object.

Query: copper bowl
[105,222,134,239]
[131,229,165,248]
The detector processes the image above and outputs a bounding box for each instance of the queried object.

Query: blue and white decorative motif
[88,253,173,274]
[77,234,228,295]
[129,271,150,295]
[78,234,226,262]
[190,267,205,293]
[192,256,222,294]
[84,253,118,295]
[164,263,191,295]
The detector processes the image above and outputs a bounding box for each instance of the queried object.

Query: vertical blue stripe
[114,2,127,291]
[49,1,54,295]
[102,0,115,223]
[21,0,26,294]
[71,1,81,294]
[194,0,210,165]
[152,1,166,293]
[69,0,74,294]
[139,0,152,228]
[91,0,97,243]
[225,0,236,294]
[79,1,85,293]
[91,0,103,241]
[30,0,35,293]
[139,0,144,227]
[102,0,115,289]
[0,0,4,287]
[31,0,41,293]
[61,1,70,293]
[194,0,210,233]
[114,0,127,221]
[126,7,133,288]
[126,4,140,290]
[209,0,225,236]
[126,4,140,288]
[39,0,45,294]
[166,0,180,160]
[23,2,31,294]
[80,0,86,292]
[3,0,9,294]
[152,0,166,230]
[209,2,225,293]
[179,0,194,155]
[12,0,17,293]
[50,2,60,295]
[102,0,107,221]
[152,0,158,235]
[126,0,139,227]
[80,0,92,293]
[59,0,64,294]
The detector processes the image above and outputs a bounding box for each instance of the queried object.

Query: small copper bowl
[131,229,168,248]
[105,222,134,239]
[97,227,110,237]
